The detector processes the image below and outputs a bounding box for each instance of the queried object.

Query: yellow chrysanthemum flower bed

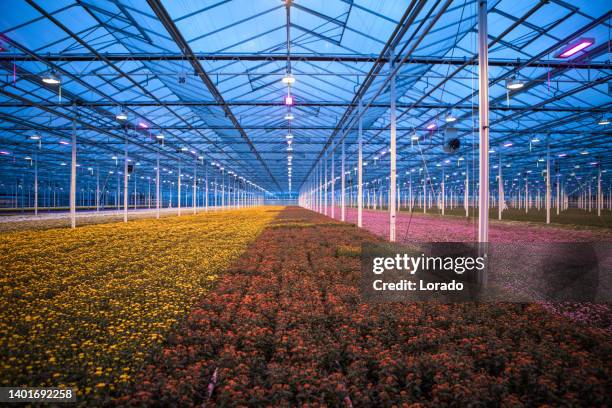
[0,207,281,402]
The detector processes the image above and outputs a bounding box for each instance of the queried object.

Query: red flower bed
[117,207,610,407]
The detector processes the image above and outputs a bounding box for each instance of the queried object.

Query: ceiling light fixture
[556,37,594,58]
[30,134,41,140]
[284,95,293,106]
[445,112,457,123]
[281,74,295,85]
[42,70,61,85]
[285,113,294,120]
[116,109,128,121]
[597,117,610,125]
[506,77,524,90]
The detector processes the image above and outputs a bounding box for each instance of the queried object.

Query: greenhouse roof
[0,0,610,195]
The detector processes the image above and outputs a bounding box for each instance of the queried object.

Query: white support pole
[331,150,335,219]
[357,99,363,228]
[588,181,591,212]
[193,161,197,214]
[156,154,160,219]
[147,178,151,209]
[205,166,209,212]
[423,181,427,214]
[409,173,413,212]
[70,115,77,229]
[324,154,328,216]
[441,171,445,216]
[498,154,503,220]
[465,170,469,217]
[598,169,602,217]
[546,148,551,224]
[556,172,560,216]
[341,142,346,221]
[34,153,38,216]
[525,175,528,214]
[389,53,397,242]
[95,164,100,212]
[123,131,128,223]
[178,161,182,216]
[477,0,489,243]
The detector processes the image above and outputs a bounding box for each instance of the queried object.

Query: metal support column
[95,164,99,212]
[341,142,346,221]
[389,52,397,242]
[70,115,77,228]
[498,154,503,220]
[156,154,160,219]
[34,153,38,216]
[193,161,197,214]
[477,0,489,243]
[331,150,335,219]
[546,148,551,224]
[324,154,328,216]
[123,131,128,223]
[357,98,363,228]
[178,161,182,216]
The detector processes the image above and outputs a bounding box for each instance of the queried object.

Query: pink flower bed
[328,207,611,243]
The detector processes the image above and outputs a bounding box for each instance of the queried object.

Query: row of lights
[282,73,295,190]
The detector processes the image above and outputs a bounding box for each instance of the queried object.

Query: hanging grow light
[426,123,436,130]
[555,38,594,58]
[156,133,164,140]
[281,74,296,84]
[116,110,128,121]
[445,112,457,123]
[42,70,61,85]
[285,113,294,120]
[505,77,524,90]
[30,134,41,140]
[284,95,294,106]
[597,117,610,125]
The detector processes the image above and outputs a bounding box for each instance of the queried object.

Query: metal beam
[0,100,608,113]
[1,52,608,69]
[145,0,281,190]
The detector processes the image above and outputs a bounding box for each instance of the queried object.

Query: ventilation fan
[443,127,461,154]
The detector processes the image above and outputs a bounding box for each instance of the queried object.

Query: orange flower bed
[119,207,610,406]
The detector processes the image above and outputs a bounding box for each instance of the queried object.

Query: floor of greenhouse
[120,207,609,406]
[2,206,609,406]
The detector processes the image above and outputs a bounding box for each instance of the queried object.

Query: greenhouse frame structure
[0,0,610,238]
